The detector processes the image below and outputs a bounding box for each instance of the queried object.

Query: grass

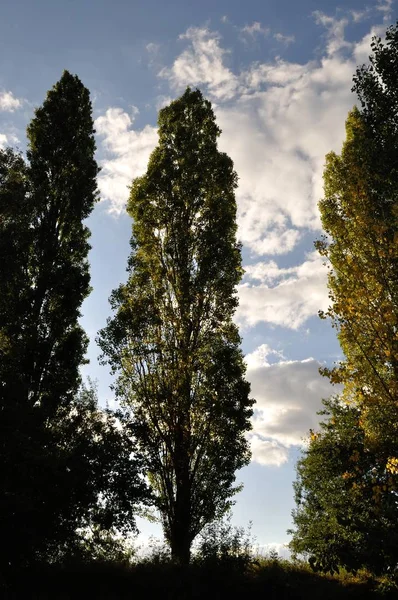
[2,556,397,599]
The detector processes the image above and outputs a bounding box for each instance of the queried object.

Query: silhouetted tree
[0,72,147,571]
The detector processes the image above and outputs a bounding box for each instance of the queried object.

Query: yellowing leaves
[386,457,398,475]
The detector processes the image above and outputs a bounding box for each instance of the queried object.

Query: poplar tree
[317,24,398,453]
[0,72,146,569]
[290,23,398,574]
[24,70,99,414]
[99,88,253,564]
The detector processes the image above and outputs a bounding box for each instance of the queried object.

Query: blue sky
[0,0,396,554]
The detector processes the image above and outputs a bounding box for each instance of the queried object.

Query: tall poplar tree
[0,72,146,570]
[99,88,253,564]
[1,70,99,568]
[317,24,398,453]
[24,69,99,414]
[290,23,398,574]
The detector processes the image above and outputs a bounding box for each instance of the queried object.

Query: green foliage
[25,70,99,415]
[0,72,147,572]
[0,71,98,568]
[316,105,398,446]
[3,553,394,599]
[99,88,253,564]
[291,23,398,578]
[289,398,398,575]
[316,23,398,448]
[192,515,256,574]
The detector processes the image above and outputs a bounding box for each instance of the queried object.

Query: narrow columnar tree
[0,72,147,569]
[99,88,253,564]
[24,70,99,415]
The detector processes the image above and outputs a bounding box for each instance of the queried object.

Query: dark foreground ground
[1,558,397,600]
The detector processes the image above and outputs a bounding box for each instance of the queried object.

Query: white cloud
[274,32,295,45]
[0,91,22,112]
[159,27,239,100]
[214,52,355,254]
[0,131,19,150]
[241,22,270,38]
[236,252,329,330]
[155,95,173,110]
[351,7,372,22]
[353,24,387,64]
[95,107,158,214]
[313,11,352,56]
[246,344,339,466]
[250,435,289,467]
[94,5,390,261]
[376,0,394,21]
[257,542,291,559]
[158,16,374,256]
[99,14,381,256]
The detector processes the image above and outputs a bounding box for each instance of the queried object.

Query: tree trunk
[170,421,192,565]
[170,495,192,565]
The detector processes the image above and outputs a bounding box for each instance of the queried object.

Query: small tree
[99,88,253,564]
[289,398,398,574]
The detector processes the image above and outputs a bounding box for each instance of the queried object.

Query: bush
[192,514,256,574]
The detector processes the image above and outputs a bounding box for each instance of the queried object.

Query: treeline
[0,19,398,596]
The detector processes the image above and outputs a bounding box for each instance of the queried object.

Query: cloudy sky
[0,0,395,551]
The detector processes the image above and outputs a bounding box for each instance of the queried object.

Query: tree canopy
[99,88,253,564]
[290,23,398,575]
[0,72,147,571]
[289,398,398,574]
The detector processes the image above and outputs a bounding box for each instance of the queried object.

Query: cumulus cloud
[236,252,329,330]
[215,58,355,253]
[250,435,289,467]
[94,9,384,331]
[95,107,158,213]
[97,12,382,256]
[159,27,239,100]
[246,344,339,466]
[0,91,22,112]
[0,133,8,149]
[157,14,378,256]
